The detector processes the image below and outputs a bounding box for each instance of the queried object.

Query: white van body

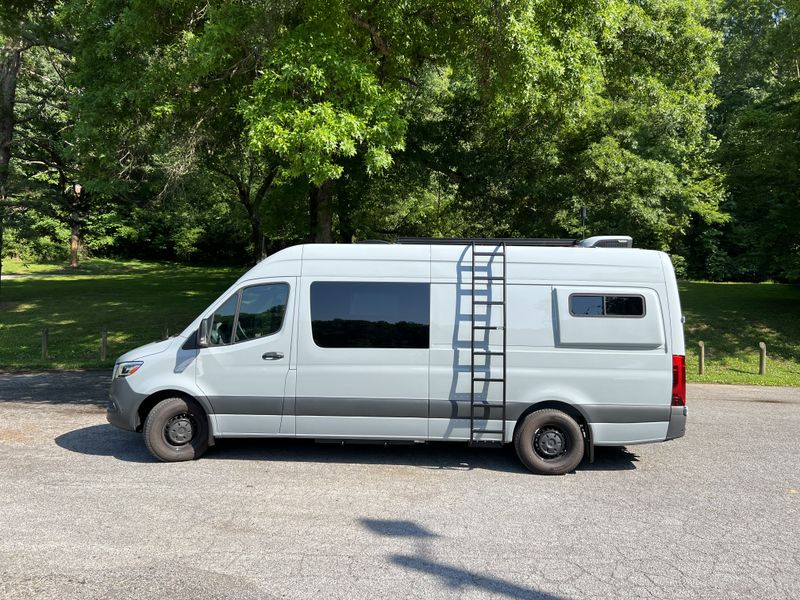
[108,239,687,471]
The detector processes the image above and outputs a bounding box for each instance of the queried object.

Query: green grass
[2,260,799,385]
[0,259,243,369]
[2,256,163,276]
[681,281,800,386]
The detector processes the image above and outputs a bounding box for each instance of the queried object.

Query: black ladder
[469,242,507,447]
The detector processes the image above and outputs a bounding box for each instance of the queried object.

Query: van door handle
[262,352,284,361]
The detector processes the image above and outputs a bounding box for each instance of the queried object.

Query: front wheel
[514,409,585,475]
[143,397,209,462]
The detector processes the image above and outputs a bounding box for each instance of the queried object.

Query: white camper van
[107,237,687,475]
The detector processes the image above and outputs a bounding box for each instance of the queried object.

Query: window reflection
[311,282,430,348]
[235,284,289,341]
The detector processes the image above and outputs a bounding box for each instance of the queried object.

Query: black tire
[143,397,209,462]
[513,409,585,475]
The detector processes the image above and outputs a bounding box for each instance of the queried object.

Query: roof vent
[578,235,633,248]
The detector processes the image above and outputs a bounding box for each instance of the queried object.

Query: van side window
[209,283,290,345]
[605,295,644,316]
[570,295,604,316]
[570,294,645,317]
[235,283,289,342]
[310,282,430,348]
[209,293,239,345]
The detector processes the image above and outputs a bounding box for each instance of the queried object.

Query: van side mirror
[198,317,211,348]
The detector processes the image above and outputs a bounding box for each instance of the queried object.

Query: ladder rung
[474,301,504,305]
[473,251,506,256]
[473,377,505,382]
[471,402,505,408]
[472,428,505,434]
[474,276,504,280]
[473,325,503,330]
[472,351,504,355]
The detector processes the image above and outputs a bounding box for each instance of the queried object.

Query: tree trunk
[68,183,83,268]
[0,40,23,290]
[249,211,265,264]
[338,199,354,244]
[250,168,276,263]
[0,206,4,289]
[240,188,265,264]
[69,215,80,268]
[309,180,334,243]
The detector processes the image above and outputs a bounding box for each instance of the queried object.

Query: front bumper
[107,376,147,431]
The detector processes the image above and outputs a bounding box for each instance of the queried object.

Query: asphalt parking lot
[0,372,798,599]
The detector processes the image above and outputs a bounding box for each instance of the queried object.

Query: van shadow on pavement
[360,518,563,599]
[55,424,154,463]
[55,424,638,472]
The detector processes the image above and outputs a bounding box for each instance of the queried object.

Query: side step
[468,439,505,448]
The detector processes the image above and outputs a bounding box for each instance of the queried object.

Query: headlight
[114,361,143,379]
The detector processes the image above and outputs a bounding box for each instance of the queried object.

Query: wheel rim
[164,412,195,446]
[534,426,568,459]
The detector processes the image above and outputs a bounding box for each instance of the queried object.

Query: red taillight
[672,355,686,406]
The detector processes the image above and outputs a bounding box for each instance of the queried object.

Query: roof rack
[395,235,633,248]
[396,237,578,247]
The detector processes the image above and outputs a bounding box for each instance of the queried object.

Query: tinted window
[605,295,644,316]
[570,294,645,317]
[235,283,289,342]
[570,295,604,316]
[311,282,430,348]
[209,293,239,345]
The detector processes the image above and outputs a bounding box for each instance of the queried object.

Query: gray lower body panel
[182,396,670,423]
[429,400,669,423]
[666,405,687,440]
[114,389,677,445]
[297,397,427,418]
[107,378,148,431]
[206,396,285,416]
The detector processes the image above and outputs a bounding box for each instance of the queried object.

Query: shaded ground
[0,370,109,405]
[0,372,798,599]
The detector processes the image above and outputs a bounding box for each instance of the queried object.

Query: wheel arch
[135,389,212,434]
[513,400,593,456]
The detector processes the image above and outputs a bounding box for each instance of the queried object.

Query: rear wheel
[514,409,585,475]
[143,397,209,462]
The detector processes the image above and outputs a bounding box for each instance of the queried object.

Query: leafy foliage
[706,0,800,281]
[0,0,793,283]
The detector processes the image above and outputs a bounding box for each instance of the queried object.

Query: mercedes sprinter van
[107,236,687,474]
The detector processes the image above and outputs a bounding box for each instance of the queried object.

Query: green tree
[49,0,727,265]
[11,44,89,267]
[66,1,294,263]
[1,1,72,282]
[712,0,800,281]
[400,0,724,252]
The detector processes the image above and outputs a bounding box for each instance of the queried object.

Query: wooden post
[698,341,705,375]
[759,342,767,375]
[41,328,48,360]
[100,329,108,361]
